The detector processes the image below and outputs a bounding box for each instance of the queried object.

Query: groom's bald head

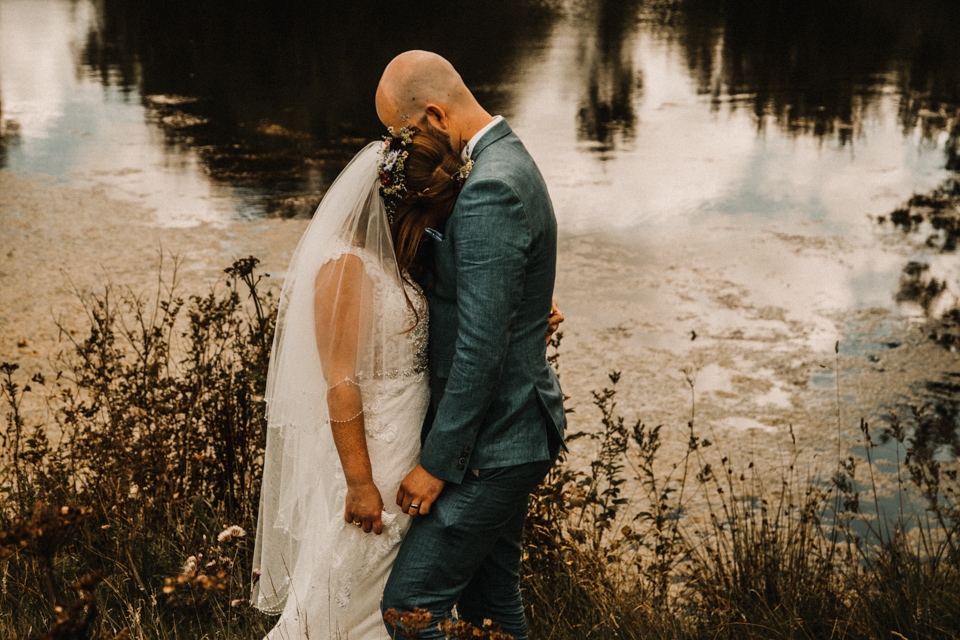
[376,51,467,124]
[376,51,492,146]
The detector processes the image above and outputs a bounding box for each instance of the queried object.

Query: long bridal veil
[251,141,413,613]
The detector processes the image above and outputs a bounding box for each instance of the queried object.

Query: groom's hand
[397,464,445,516]
[344,481,385,534]
[546,298,564,344]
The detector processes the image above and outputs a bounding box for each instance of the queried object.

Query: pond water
[2,0,959,501]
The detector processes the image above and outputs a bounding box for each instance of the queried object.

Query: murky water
[2,0,959,487]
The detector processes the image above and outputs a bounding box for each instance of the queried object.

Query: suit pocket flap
[435,357,453,379]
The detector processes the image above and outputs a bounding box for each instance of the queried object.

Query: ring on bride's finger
[353,520,362,527]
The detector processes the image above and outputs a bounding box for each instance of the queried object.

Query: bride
[251,125,464,639]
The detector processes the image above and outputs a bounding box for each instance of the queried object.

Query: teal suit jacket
[420,119,566,483]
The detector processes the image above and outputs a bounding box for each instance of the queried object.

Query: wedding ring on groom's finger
[353,520,362,527]
[408,503,420,515]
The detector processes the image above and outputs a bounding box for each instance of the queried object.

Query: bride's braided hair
[391,125,462,284]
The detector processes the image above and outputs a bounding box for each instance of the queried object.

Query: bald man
[376,51,566,640]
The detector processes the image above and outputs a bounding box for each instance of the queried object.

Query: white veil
[251,141,413,613]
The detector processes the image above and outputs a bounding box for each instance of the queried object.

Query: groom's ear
[423,103,450,130]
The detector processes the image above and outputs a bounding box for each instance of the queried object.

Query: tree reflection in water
[574,0,642,156]
[878,176,960,345]
[0,96,19,170]
[673,0,960,141]
[0,98,6,170]
[880,175,960,451]
[79,0,558,215]
[74,0,960,203]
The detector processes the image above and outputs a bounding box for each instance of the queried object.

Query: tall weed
[522,355,960,640]
[1,261,958,639]
[1,256,275,639]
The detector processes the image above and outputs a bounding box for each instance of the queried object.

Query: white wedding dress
[252,142,430,639]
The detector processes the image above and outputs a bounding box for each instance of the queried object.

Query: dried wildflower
[162,568,228,604]
[383,607,433,639]
[451,159,474,194]
[378,126,415,223]
[0,502,93,560]
[383,608,399,627]
[32,571,129,640]
[217,524,246,543]
[182,555,198,574]
[437,617,515,640]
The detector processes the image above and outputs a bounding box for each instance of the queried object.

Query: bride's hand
[344,481,385,534]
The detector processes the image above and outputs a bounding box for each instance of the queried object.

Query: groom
[376,51,566,640]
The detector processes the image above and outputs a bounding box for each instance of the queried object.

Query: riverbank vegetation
[1,258,958,639]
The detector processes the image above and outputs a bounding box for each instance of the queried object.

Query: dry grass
[1,259,959,639]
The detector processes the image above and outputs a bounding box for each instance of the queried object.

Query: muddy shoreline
[4,168,956,486]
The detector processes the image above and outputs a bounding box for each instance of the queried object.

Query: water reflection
[896,262,948,315]
[887,182,960,253]
[948,115,960,171]
[0,96,15,169]
[879,397,960,466]
[79,0,558,215]
[64,0,960,211]
[6,0,960,220]
[880,176,960,345]
[676,0,960,141]
[574,0,642,155]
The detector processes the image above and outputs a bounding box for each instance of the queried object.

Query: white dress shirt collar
[461,115,504,162]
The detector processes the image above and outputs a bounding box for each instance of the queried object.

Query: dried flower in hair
[378,126,415,223]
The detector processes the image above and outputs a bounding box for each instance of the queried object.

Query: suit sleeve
[418,177,531,483]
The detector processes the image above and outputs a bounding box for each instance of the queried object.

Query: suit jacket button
[463,446,471,452]
[457,464,464,470]
[458,457,466,464]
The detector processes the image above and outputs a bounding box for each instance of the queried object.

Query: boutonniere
[451,159,474,194]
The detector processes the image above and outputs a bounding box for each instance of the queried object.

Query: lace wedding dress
[252,142,430,639]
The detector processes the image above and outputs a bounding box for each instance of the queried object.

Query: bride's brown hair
[390,126,461,282]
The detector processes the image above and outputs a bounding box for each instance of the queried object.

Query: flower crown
[377,126,474,223]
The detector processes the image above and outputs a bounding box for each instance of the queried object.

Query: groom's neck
[458,108,496,146]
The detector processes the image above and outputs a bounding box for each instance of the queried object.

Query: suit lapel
[470,119,512,160]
